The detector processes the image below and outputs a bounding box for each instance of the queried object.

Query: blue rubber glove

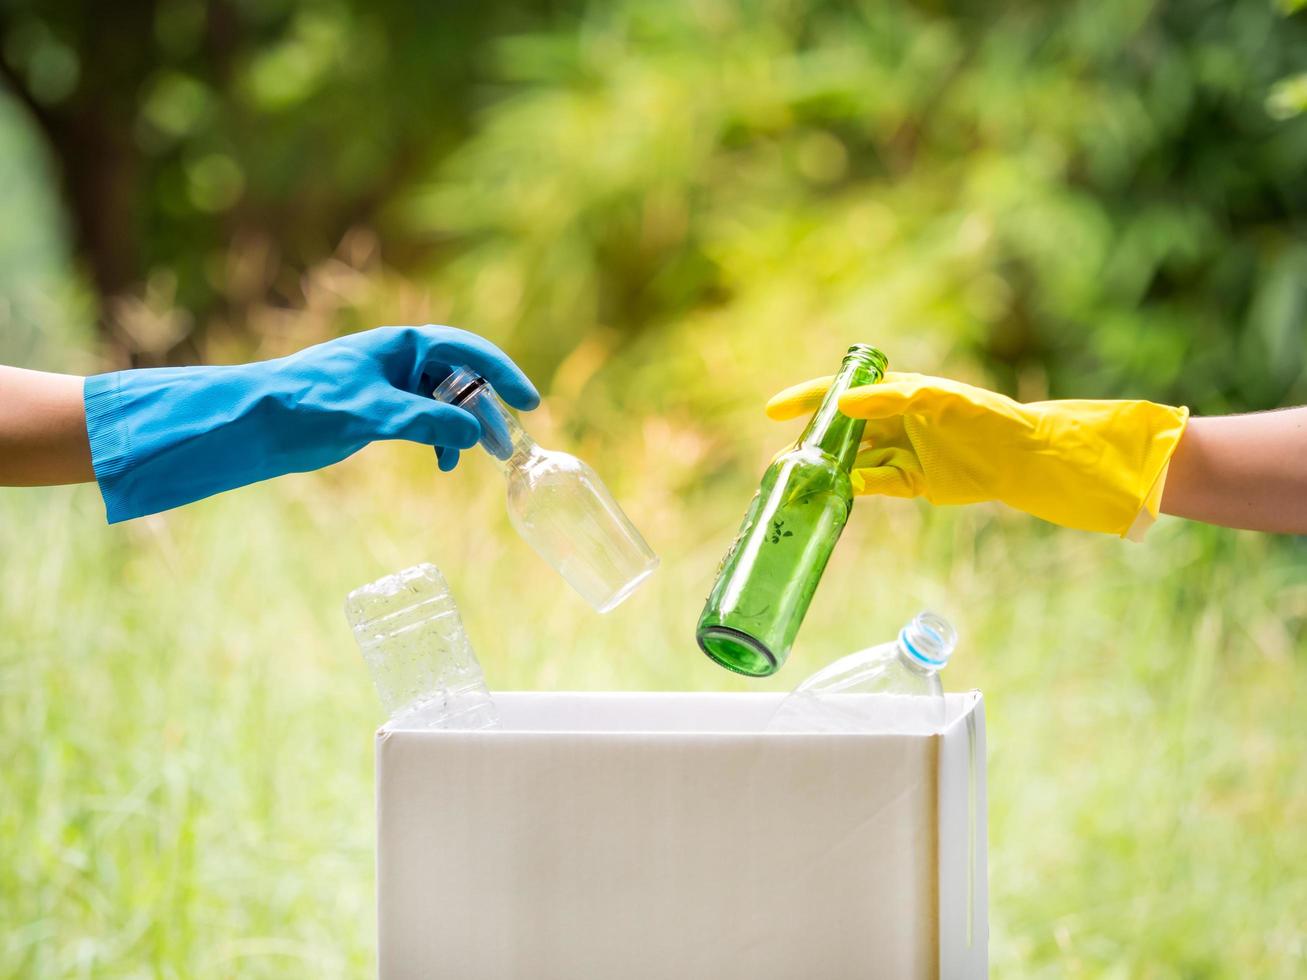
[83,325,539,523]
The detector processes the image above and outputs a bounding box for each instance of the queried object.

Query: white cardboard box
[376,692,987,979]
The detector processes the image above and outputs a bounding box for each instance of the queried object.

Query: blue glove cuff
[84,364,273,525]
[84,372,138,523]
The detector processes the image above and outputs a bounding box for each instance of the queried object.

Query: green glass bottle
[696,344,888,677]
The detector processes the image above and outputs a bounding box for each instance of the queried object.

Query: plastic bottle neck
[797,345,887,472]
[895,612,956,672]
[485,411,542,475]
[433,369,542,476]
[895,641,940,677]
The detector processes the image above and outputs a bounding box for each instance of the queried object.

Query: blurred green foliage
[417,0,1307,412]
[2,0,1307,977]
[2,0,1305,405]
[0,90,88,370]
[0,0,572,354]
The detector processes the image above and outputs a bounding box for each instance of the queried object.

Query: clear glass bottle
[696,344,887,676]
[766,611,957,735]
[433,367,658,613]
[344,563,500,730]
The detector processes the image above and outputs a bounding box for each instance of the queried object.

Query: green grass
[2,436,1305,977]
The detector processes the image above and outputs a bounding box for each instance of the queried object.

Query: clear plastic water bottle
[433,367,659,613]
[344,563,499,730]
[766,611,957,735]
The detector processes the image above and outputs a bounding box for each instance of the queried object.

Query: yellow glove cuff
[1123,404,1188,541]
[1114,403,1190,540]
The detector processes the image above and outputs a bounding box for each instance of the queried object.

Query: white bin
[376,692,988,979]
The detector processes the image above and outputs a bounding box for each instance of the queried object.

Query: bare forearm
[0,366,95,486]
[1161,408,1307,534]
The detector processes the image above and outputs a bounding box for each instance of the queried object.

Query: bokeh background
[2,0,1306,975]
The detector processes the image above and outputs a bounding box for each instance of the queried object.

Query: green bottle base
[696,626,779,678]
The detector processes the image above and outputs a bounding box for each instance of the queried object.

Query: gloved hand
[84,325,539,523]
[767,372,1189,538]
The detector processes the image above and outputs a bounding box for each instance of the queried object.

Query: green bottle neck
[798,348,885,472]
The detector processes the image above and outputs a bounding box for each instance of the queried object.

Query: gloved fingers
[765,376,833,421]
[419,326,541,412]
[435,446,461,472]
[837,373,966,421]
[858,416,911,450]
[381,396,482,448]
[850,445,927,499]
[855,465,925,498]
[765,371,913,421]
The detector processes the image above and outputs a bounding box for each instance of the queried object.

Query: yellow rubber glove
[766,372,1189,538]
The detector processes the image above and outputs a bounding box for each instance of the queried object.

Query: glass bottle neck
[486,415,541,474]
[797,349,885,471]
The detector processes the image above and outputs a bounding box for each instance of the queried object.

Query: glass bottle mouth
[842,344,888,376]
[697,626,779,677]
[432,366,487,407]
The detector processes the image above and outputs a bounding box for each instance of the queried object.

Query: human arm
[5,325,538,523]
[1161,409,1307,533]
[769,371,1307,536]
[0,365,95,485]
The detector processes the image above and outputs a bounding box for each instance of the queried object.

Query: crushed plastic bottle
[766,611,957,735]
[344,563,499,730]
